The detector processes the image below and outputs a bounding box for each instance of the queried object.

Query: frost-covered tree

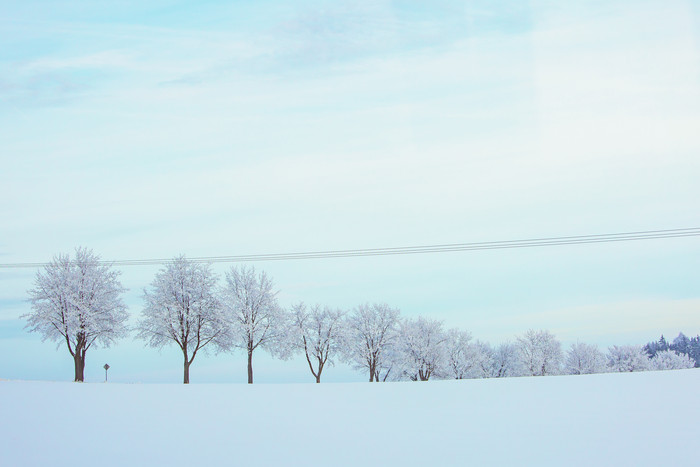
[470,341,496,378]
[342,303,400,382]
[443,329,491,379]
[395,317,446,381]
[24,248,128,382]
[606,345,650,372]
[221,265,286,384]
[443,328,473,379]
[690,336,700,368]
[650,350,695,370]
[289,303,345,383]
[489,342,522,378]
[643,335,669,358]
[566,342,606,375]
[137,256,225,384]
[377,347,404,382]
[517,329,562,376]
[670,333,691,356]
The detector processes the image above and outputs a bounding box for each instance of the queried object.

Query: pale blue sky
[1,0,699,383]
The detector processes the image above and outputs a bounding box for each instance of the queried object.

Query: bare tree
[373,347,399,382]
[342,303,400,382]
[395,317,446,381]
[24,247,128,382]
[444,329,492,379]
[517,329,563,376]
[136,256,225,384]
[650,350,695,370]
[444,328,474,379]
[607,345,650,372]
[488,343,522,377]
[290,303,345,383]
[566,342,606,375]
[221,265,285,384]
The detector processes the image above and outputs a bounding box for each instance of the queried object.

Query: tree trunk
[316,360,323,383]
[183,360,190,384]
[73,353,85,382]
[247,350,254,384]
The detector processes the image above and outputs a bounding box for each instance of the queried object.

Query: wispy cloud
[1,1,699,361]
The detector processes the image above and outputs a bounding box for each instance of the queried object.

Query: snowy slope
[2,370,698,466]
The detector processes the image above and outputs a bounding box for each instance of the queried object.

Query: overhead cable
[1,227,698,269]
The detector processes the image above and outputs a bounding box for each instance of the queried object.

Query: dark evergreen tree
[689,335,700,368]
[643,341,658,358]
[643,335,668,358]
[670,332,691,356]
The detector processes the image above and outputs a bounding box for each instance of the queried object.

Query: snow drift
[2,369,698,466]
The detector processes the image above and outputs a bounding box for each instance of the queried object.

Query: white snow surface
[2,369,698,466]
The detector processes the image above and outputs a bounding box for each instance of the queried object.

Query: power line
[0,227,698,269]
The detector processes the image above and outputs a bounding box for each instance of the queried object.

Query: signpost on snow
[104,363,110,382]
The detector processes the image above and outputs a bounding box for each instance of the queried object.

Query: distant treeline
[21,247,698,383]
[643,334,700,365]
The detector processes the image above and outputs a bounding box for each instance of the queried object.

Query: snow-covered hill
[2,370,698,466]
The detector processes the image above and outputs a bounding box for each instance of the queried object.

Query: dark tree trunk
[315,359,324,383]
[73,352,85,382]
[182,347,191,384]
[247,349,254,384]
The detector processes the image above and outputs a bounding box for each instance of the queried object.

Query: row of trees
[643,333,700,364]
[23,248,698,383]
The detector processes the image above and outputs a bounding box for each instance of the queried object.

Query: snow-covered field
[2,369,698,466]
